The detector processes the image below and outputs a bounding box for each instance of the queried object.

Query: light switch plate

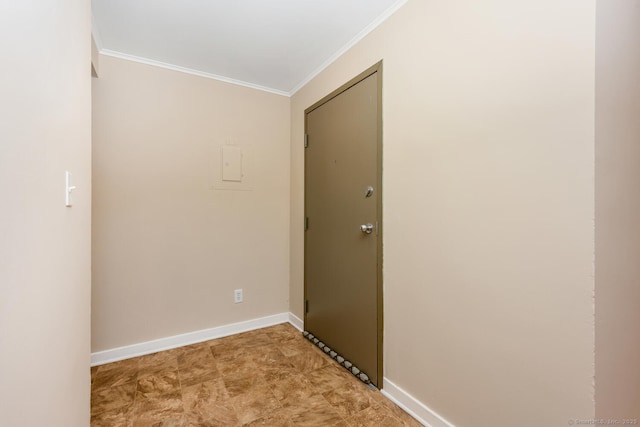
[65,171,76,207]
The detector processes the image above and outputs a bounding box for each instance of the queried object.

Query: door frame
[303,61,383,386]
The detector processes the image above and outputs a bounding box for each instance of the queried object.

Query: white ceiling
[92,0,407,96]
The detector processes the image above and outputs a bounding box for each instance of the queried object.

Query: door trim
[303,61,383,386]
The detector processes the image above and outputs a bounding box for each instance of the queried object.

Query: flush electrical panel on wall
[209,140,252,191]
[221,145,243,182]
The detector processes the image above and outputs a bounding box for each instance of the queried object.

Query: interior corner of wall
[91,34,100,78]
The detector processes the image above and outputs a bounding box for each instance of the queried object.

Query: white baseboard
[91,312,292,366]
[288,312,304,331]
[382,378,455,427]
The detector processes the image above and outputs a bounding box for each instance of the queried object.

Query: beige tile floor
[91,323,422,426]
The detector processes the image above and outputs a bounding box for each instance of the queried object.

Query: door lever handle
[360,223,374,234]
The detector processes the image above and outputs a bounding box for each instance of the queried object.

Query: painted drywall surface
[0,1,91,426]
[595,0,640,420]
[291,0,595,425]
[91,35,100,77]
[92,55,290,352]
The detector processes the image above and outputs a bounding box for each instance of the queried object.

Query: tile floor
[91,323,422,426]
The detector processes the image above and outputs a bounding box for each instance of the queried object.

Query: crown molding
[99,49,290,97]
[92,0,408,97]
[288,0,408,95]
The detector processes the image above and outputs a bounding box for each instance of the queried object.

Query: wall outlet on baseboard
[234,289,243,303]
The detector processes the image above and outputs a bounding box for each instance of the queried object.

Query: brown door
[304,64,382,387]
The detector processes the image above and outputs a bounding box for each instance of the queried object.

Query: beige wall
[91,35,100,77]
[290,1,596,425]
[92,55,290,352]
[595,0,640,420]
[0,1,91,426]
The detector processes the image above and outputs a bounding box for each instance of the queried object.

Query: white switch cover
[222,146,242,182]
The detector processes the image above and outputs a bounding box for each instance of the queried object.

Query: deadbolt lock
[360,223,374,234]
